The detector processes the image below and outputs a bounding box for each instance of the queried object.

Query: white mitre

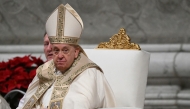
[46,4,83,44]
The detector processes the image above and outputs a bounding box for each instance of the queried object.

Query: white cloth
[17,68,116,109]
[85,49,150,108]
[0,95,11,109]
[17,75,39,108]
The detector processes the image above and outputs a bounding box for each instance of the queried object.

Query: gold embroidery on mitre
[56,4,65,38]
[97,28,141,50]
[49,36,79,44]
[47,4,82,45]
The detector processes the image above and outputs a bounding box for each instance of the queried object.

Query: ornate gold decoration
[49,36,79,44]
[23,96,37,109]
[97,28,141,50]
[50,100,62,109]
[57,4,65,38]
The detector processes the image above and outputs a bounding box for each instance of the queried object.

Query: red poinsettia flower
[11,67,29,80]
[31,56,44,66]
[29,69,37,80]
[20,55,34,67]
[0,61,8,70]
[6,80,15,92]
[8,57,23,68]
[0,69,12,82]
[17,79,31,89]
[0,82,7,93]
[0,55,44,95]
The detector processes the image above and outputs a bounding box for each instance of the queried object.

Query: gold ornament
[97,28,141,50]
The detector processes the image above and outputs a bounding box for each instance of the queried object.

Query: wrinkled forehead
[52,43,75,49]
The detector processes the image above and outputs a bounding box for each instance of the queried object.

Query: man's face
[52,44,80,72]
[44,34,53,61]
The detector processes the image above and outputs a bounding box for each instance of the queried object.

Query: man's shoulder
[82,68,103,77]
[37,59,54,71]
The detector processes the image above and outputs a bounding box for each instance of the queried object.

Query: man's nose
[57,52,64,58]
[47,44,52,51]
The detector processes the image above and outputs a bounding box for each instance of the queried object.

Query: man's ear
[74,47,80,58]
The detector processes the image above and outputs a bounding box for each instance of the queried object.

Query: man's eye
[53,49,59,52]
[63,49,68,52]
[53,50,59,54]
[63,49,69,54]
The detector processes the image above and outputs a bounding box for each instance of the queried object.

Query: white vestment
[17,68,116,109]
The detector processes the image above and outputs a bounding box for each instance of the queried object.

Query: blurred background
[0,0,190,44]
[0,0,190,109]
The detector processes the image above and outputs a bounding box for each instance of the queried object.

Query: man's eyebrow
[53,46,59,49]
[62,46,69,49]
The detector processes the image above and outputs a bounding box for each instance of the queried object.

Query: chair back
[85,49,150,108]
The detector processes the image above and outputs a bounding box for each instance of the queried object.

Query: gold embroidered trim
[49,53,99,108]
[35,81,54,98]
[35,61,55,102]
[38,61,55,81]
[23,95,37,109]
[23,61,55,109]
[49,62,98,108]
[51,86,69,100]
[97,28,141,50]
[57,5,65,38]
[49,99,63,109]
[49,36,79,44]
[62,63,97,85]
[23,53,101,109]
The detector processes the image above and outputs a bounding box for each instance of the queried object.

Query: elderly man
[43,33,53,61]
[17,4,116,109]
[17,33,53,109]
